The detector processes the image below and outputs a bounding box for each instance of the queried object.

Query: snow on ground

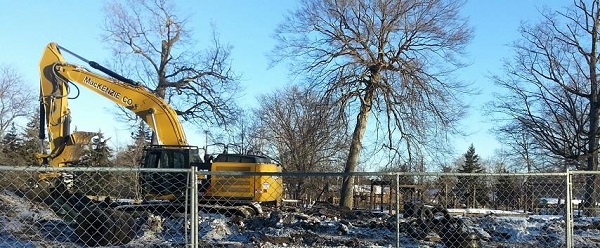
[2,189,600,247]
[446,208,527,216]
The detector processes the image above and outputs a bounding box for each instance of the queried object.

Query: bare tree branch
[0,65,34,137]
[491,0,600,208]
[102,0,240,128]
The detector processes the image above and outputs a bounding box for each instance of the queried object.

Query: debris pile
[3,190,600,247]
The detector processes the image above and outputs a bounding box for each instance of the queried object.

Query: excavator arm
[38,42,188,166]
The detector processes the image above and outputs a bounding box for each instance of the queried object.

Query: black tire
[417,206,433,221]
[108,209,136,245]
[431,206,452,220]
[74,207,113,246]
[403,202,423,218]
[406,219,429,240]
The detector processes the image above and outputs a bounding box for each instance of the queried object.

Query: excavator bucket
[54,131,99,165]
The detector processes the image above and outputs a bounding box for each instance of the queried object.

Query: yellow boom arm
[38,42,187,166]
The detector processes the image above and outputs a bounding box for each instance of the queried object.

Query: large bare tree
[0,64,33,137]
[253,85,348,199]
[492,0,600,208]
[102,0,239,128]
[273,0,472,208]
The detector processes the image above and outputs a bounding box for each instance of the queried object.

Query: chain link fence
[1,166,599,247]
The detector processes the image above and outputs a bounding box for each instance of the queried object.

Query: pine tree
[458,145,483,174]
[1,124,20,151]
[455,144,489,208]
[75,132,113,196]
[21,114,42,165]
[113,121,151,167]
[80,132,113,166]
[0,123,25,165]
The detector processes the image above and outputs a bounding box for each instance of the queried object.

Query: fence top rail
[193,171,568,177]
[0,165,572,177]
[0,165,188,173]
[567,170,600,175]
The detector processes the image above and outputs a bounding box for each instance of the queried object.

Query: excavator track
[26,177,266,246]
[25,178,136,247]
[113,201,263,218]
[198,203,262,218]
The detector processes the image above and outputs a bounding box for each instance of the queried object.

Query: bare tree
[492,0,600,208]
[0,65,33,137]
[254,85,348,171]
[272,0,472,208]
[102,0,239,128]
[253,85,348,200]
[221,110,255,155]
[492,122,553,172]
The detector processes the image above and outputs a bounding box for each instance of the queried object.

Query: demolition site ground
[3,189,600,247]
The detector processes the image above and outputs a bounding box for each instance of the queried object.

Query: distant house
[526,175,587,206]
[349,179,424,212]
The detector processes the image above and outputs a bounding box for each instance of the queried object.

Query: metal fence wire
[1,166,599,247]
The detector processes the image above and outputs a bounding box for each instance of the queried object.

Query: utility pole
[204,130,209,155]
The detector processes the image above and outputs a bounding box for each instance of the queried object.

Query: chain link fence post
[565,170,573,248]
[190,166,198,247]
[396,173,400,248]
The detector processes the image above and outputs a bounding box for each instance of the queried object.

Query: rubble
[3,190,600,247]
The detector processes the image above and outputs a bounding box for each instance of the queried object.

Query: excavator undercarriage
[25,176,136,246]
[27,168,271,246]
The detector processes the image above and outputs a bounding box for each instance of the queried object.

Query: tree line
[0,113,151,167]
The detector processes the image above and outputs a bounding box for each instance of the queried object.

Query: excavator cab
[140,145,202,200]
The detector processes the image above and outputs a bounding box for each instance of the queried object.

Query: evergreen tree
[113,122,151,167]
[455,144,489,208]
[0,123,25,165]
[79,132,113,167]
[21,114,42,165]
[75,132,113,196]
[494,167,521,210]
[458,144,483,174]
[1,123,20,151]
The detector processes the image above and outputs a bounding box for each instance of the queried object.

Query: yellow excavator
[35,42,283,246]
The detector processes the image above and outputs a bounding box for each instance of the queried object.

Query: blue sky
[0,1,566,162]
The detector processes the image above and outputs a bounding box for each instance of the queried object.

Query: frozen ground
[2,189,600,247]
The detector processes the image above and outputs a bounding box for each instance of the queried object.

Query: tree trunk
[340,83,375,209]
[584,98,599,213]
[584,18,599,214]
[294,180,304,200]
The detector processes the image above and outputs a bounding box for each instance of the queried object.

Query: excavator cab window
[143,149,189,169]
[140,146,200,198]
[214,154,274,164]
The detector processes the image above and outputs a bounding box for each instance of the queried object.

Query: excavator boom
[39,42,187,162]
